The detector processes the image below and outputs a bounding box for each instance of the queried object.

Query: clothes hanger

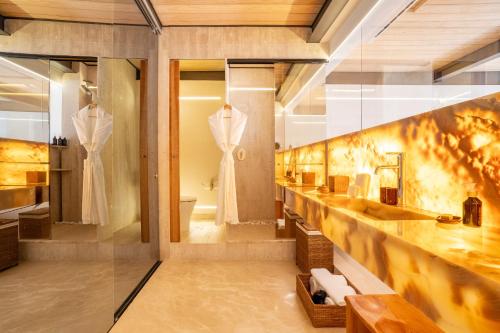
[223,103,232,118]
[87,89,99,117]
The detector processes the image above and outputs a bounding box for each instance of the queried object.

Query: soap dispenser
[463,183,482,227]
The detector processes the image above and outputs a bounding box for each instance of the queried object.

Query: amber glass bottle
[463,190,482,227]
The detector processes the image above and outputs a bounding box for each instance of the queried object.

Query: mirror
[0,55,157,332]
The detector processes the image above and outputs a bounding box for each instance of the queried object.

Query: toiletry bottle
[57,136,63,146]
[52,136,58,145]
[463,183,482,227]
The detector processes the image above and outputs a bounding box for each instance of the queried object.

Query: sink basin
[344,198,434,221]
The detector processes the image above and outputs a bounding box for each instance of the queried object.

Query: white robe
[208,107,247,225]
[72,105,113,225]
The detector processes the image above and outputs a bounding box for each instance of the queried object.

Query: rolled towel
[324,297,335,305]
[309,276,324,295]
[311,269,348,291]
[329,286,356,306]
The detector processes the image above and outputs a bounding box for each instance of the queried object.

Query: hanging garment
[208,106,248,225]
[72,105,113,225]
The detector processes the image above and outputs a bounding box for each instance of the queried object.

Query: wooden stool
[19,207,51,239]
[0,219,19,270]
[345,294,444,333]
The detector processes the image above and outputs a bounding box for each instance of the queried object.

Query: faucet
[375,152,405,205]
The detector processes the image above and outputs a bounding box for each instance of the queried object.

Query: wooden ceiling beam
[0,15,9,36]
[434,40,500,82]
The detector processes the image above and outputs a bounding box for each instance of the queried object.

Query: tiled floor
[182,220,226,243]
[182,220,277,243]
[0,261,114,333]
[111,260,345,333]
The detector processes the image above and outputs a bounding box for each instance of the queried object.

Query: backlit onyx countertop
[279,182,500,284]
[0,186,39,211]
[279,182,500,332]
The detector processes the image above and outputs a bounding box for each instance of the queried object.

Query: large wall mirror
[0,55,158,332]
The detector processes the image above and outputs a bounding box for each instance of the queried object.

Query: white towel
[324,297,335,305]
[309,276,324,295]
[311,269,348,290]
[310,269,354,306]
[329,286,356,306]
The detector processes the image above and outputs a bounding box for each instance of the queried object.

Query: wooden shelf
[0,161,49,164]
[50,145,69,149]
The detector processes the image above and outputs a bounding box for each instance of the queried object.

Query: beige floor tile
[111,260,345,333]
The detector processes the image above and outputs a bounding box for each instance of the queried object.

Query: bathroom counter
[280,183,500,332]
[0,186,39,211]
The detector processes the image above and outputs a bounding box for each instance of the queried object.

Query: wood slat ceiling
[0,0,147,25]
[334,0,500,72]
[150,0,326,26]
[0,0,326,26]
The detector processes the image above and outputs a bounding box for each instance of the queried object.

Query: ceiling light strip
[229,87,276,91]
[134,0,162,34]
[179,96,222,101]
[0,57,50,81]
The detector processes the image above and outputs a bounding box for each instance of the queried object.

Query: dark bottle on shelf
[52,136,58,145]
[463,184,482,227]
[57,136,63,146]
[62,137,68,146]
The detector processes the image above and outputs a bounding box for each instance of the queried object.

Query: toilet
[180,196,197,236]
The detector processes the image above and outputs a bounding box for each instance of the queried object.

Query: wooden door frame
[169,59,181,242]
[139,59,150,243]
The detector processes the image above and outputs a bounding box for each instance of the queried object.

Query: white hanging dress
[72,105,113,225]
[208,106,248,225]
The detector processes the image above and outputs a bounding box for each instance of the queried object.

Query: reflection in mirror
[0,56,158,332]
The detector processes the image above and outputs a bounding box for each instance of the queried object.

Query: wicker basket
[297,273,353,327]
[296,223,333,272]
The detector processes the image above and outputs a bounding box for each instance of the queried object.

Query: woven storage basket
[297,273,356,328]
[296,223,333,272]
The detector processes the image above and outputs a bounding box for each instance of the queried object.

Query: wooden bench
[346,294,444,333]
[18,207,51,239]
[0,219,19,270]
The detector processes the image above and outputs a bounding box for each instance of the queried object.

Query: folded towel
[309,276,324,295]
[324,297,335,305]
[329,286,356,306]
[311,269,348,291]
[310,269,354,306]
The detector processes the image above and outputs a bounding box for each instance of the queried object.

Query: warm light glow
[0,139,49,186]
[470,133,492,151]
[0,92,48,96]
[0,83,26,88]
[179,96,222,101]
[230,87,275,91]
[279,93,500,226]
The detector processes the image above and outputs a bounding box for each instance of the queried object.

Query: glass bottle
[463,186,482,227]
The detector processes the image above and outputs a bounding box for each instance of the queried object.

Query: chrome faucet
[375,152,405,205]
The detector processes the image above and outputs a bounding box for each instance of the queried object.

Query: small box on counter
[26,171,47,185]
[302,172,316,185]
[328,175,349,194]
